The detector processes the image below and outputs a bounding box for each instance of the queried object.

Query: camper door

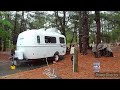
[59,37,66,55]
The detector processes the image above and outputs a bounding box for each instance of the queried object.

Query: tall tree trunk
[25,11,29,30]
[70,31,75,48]
[0,37,2,51]
[13,11,18,46]
[86,12,89,49]
[78,11,82,53]
[55,11,66,37]
[70,22,77,48]
[95,11,101,46]
[74,21,77,43]
[20,11,25,33]
[107,23,110,43]
[54,11,59,29]
[61,11,66,37]
[75,29,77,43]
[3,39,6,51]
[0,12,2,51]
[101,18,103,42]
[81,11,89,55]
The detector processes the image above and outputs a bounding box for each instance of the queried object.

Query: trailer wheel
[54,54,59,61]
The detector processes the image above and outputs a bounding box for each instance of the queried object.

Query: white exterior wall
[15,28,66,60]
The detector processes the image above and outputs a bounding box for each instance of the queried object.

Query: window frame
[37,35,40,43]
[59,37,65,44]
[45,36,56,43]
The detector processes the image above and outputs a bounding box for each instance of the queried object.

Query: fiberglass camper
[13,28,66,66]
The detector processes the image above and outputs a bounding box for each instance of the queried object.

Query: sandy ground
[0,46,120,79]
[0,52,54,76]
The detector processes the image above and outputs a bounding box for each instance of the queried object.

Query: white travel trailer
[13,28,66,66]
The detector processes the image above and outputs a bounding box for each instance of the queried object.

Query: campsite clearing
[0,46,120,79]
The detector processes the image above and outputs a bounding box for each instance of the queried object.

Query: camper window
[37,36,40,43]
[59,37,65,43]
[45,36,56,43]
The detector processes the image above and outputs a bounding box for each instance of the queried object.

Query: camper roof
[19,28,64,37]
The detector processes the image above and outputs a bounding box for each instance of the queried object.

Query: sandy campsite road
[0,52,55,77]
[0,46,120,79]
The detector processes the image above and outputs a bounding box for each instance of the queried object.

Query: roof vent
[38,28,46,31]
[46,28,61,34]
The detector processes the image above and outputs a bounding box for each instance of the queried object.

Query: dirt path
[0,52,54,76]
[0,46,120,79]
